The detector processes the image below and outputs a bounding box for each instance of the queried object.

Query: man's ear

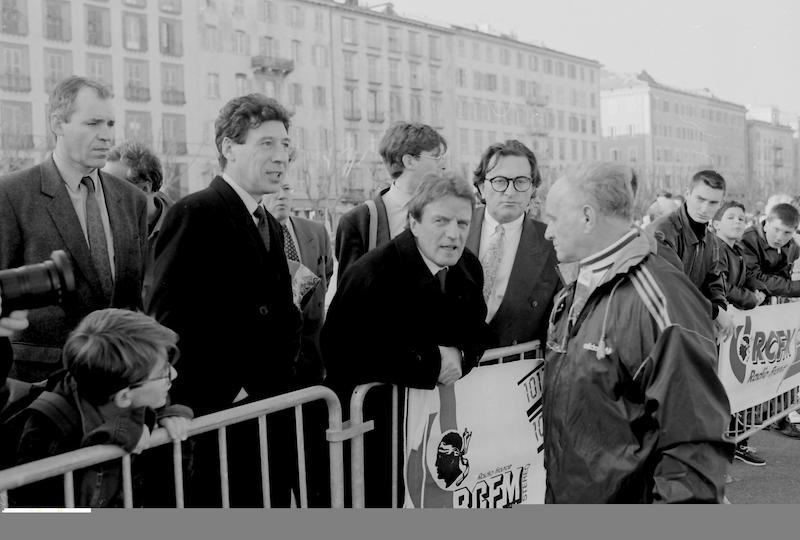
[581,204,595,232]
[408,215,420,238]
[221,137,236,165]
[401,153,416,170]
[112,388,133,409]
[50,113,63,138]
[474,182,485,204]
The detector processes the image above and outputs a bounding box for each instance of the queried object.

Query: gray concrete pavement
[726,428,800,503]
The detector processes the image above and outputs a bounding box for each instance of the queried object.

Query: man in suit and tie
[467,140,560,353]
[263,177,334,507]
[147,93,302,507]
[0,76,147,382]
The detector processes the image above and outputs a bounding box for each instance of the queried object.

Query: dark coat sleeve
[334,209,367,286]
[635,325,734,503]
[740,233,800,297]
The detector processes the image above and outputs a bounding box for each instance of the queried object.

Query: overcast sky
[393,0,800,121]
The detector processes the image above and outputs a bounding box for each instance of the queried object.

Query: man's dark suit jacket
[290,216,334,385]
[334,187,391,285]
[322,228,491,507]
[0,156,147,381]
[466,208,561,348]
[146,176,301,417]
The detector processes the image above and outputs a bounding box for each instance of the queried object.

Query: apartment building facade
[601,71,748,197]
[746,108,796,193]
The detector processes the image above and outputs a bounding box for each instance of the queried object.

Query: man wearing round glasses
[467,140,560,353]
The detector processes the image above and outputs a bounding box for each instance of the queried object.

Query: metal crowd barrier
[0,385,345,509]
[727,387,800,442]
[347,341,542,508]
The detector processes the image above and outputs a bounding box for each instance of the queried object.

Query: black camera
[0,251,76,317]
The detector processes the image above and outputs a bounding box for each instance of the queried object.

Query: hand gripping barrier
[0,385,345,509]
[347,341,542,508]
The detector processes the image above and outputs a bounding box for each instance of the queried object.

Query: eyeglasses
[486,176,533,193]
[418,153,447,162]
[129,347,179,389]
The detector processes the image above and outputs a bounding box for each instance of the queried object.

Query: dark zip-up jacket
[739,224,800,298]
[334,187,391,285]
[648,204,727,317]
[543,229,733,503]
[716,238,761,309]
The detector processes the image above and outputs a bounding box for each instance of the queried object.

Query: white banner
[403,360,546,508]
[718,302,800,413]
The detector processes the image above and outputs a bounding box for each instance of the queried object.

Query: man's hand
[0,310,29,338]
[714,309,734,342]
[437,346,463,386]
[159,416,191,442]
[133,425,151,454]
[753,290,766,306]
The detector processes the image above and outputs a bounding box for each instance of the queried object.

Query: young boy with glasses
[10,308,192,507]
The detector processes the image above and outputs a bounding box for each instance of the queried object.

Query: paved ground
[727,428,800,503]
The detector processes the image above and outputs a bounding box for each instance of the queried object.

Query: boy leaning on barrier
[712,201,767,466]
[9,308,193,508]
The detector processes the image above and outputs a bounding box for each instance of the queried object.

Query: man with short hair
[103,141,171,302]
[147,93,302,507]
[467,140,559,350]
[334,122,447,283]
[0,76,147,382]
[542,162,733,503]
[322,171,491,507]
[649,170,732,338]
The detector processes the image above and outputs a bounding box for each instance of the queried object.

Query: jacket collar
[394,229,478,290]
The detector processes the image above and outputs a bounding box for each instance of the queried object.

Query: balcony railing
[162,88,186,105]
[344,109,362,121]
[0,133,34,150]
[251,56,294,76]
[0,72,31,92]
[367,111,385,123]
[125,84,151,102]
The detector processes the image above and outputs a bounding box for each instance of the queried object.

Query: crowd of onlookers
[2,75,800,507]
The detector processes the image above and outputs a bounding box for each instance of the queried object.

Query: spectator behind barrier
[9,308,192,508]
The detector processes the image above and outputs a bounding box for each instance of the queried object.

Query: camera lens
[0,251,76,317]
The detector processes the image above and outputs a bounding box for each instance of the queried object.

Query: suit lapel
[40,157,104,296]
[291,217,316,270]
[495,217,547,319]
[466,207,484,256]
[210,176,268,260]
[99,171,130,300]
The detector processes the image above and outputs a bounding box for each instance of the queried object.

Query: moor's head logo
[435,429,472,488]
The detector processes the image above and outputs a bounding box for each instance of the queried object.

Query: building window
[206,72,219,98]
[234,73,248,95]
[203,25,220,52]
[314,11,324,32]
[342,17,357,44]
[233,31,249,55]
[44,0,70,42]
[485,45,493,62]
[429,35,441,60]
[159,18,182,56]
[162,113,187,155]
[500,48,510,66]
[344,87,360,120]
[457,39,465,58]
[409,62,421,89]
[259,36,278,57]
[568,64,576,79]
[85,5,111,47]
[410,93,422,122]
[0,42,30,92]
[1,0,28,36]
[367,89,383,122]
[516,51,523,69]
[555,61,564,77]
[455,68,466,88]
[159,0,181,14]
[473,129,482,151]
[232,0,244,17]
[125,110,152,145]
[389,91,402,122]
[86,53,112,87]
[543,58,552,75]
[408,31,421,56]
[529,55,538,71]
[287,5,303,28]
[258,1,275,22]
[0,100,33,149]
[291,40,301,64]
[366,22,381,49]
[123,12,147,51]
[388,26,400,52]
[161,63,184,104]
[312,86,326,109]
[430,65,441,92]
[311,44,327,68]
[430,97,442,127]
[367,55,380,83]
[123,0,147,7]
[459,128,468,155]
[43,48,71,92]
[290,83,302,107]
[123,58,149,101]
[388,59,400,87]
[344,129,357,151]
[343,51,357,80]
[472,42,480,60]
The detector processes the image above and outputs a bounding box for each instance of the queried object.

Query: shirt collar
[222,172,260,217]
[483,209,524,234]
[417,247,446,276]
[52,151,98,190]
[385,181,414,207]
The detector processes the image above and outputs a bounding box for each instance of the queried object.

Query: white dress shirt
[479,210,524,322]
[382,182,414,239]
[52,151,116,278]
[222,173,260,224]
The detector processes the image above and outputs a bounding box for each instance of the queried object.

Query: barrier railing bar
[63,471,74,508]
[349,382,384,509]
[257,415,271,508]
[218,427,230,508]
[325,393,345,509]
[479,340,540,364]
[391,385,398,509]
[173,440,184,508]
[0,386,339,494]
[122,455,133,508]
[295,405,308,508]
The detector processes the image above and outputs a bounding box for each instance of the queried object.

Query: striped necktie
[81,176,113,299]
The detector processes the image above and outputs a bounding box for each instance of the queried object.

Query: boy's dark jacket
[10,373,192,508]
[740,224,800,297]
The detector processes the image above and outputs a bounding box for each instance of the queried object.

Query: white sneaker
[789,411,800,424]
